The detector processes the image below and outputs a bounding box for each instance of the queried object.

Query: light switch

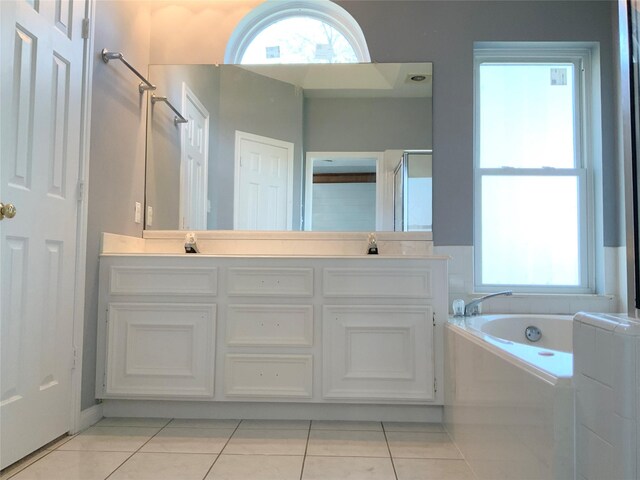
[147,206,153,226]
[134,202,142,224]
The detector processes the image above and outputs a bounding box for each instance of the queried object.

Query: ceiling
[239,63,433,98]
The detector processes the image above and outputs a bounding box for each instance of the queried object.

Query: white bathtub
[461,314,573,378]
[444,314,574,480]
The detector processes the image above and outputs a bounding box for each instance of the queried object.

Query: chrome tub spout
[464,290,513,316]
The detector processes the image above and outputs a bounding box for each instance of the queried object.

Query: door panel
[235,132,294,230]
[1,0,84,468]
[180,83,209,230]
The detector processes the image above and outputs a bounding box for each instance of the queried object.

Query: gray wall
[146,64,221,230]
[82,1,150,409]
[335,0,617,246]
[216,67,304,229]
[304,97,432,152]
[145,65,302,230]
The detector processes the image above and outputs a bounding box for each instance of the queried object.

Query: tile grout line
[103,418,174,480]
[199,419,243,480]
[381,422,400,480]
[442,424,479,479]
[298,420,313,480]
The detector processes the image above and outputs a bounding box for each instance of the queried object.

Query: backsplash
[102,231,434,257]
[434,245,625,315]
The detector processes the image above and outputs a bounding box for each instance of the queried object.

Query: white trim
[102,400,442,423]
[233,130,294,230]
[473,44,598,294]
[304,151,383,231]
[78,403,103,432]
[225,0,370,64]
[70,0,96,435]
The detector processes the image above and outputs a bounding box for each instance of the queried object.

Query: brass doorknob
[0,203,16,220]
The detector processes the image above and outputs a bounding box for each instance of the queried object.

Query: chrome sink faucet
[464,290,513,316]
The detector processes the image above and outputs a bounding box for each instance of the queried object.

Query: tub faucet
[464,290,512,316]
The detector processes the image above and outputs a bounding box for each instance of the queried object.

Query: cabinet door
[104,303,216,399]
[322,305,434,402]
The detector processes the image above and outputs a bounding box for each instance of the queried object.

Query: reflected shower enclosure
[394,151,433,232]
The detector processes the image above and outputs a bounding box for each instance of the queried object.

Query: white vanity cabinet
[96,255,448,405]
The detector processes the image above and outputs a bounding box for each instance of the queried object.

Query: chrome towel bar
[151,95,188,126]
[101,48,156,94]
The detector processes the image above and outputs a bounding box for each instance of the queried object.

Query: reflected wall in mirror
[145,63,432,231]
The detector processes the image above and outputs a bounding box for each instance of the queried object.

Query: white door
[1,0,85,468]
[180,83,209,230]
[234,131,294,230]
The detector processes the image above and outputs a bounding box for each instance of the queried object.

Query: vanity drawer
[226,304,313,346]
[109,266,218,296]
[224,354,312,398]
[227,267,313,297]
[323,268,432,298]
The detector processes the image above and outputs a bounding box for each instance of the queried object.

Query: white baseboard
[102,400,442,423]
[77,403,104,432]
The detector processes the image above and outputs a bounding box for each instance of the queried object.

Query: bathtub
[444,314,574,480]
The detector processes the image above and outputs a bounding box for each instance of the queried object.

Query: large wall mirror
[145,63,432,231]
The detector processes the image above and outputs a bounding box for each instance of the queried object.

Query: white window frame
[474,45,595,294]
[224,0,371,64]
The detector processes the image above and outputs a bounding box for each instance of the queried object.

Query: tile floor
[0,418,476,480]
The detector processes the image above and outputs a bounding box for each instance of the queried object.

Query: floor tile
[302,456,396,480]
[386,432,463,459]
[8,451,130,480]
[394,458,475,479]
[236,419,310,430]
[306,430,389,457]
[165,419,240,429]
[108,452,216,480]
[205,454,303,480]
[1,434,77,479]
[0,451,51,480]
[311,420,382,431]
[96,417,171,428]
[382,422,445,433]
[57,426,161,452]
[223,429,308,455]
[140,427,234,454]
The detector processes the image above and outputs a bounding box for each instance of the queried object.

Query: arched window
[225,0,370,64]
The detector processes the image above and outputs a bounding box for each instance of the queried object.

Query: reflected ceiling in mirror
[145,63,432,231]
